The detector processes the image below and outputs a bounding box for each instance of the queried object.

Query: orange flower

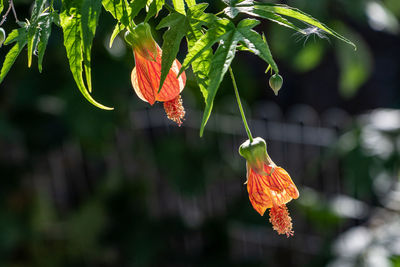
[239,137,299,237]
[126,23,186,126]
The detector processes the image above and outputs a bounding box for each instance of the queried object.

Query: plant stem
[229,66,254,143]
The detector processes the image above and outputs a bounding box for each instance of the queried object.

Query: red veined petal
[133,45,186,104]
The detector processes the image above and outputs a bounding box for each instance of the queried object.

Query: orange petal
[263,164,299,201]
[247,164,271,215]
[132,45,186,105]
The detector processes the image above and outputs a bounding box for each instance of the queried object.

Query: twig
[0,0,19,26]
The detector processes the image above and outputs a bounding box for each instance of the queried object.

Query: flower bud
[124,23,158,61]
[269,74,283,96]
[0,28,6,48]
[239,137,270,174]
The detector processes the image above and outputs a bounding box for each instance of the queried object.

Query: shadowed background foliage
[1,0,400,266]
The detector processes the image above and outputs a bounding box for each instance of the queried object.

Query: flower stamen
[269,204,294,237]
[163,95,185,126]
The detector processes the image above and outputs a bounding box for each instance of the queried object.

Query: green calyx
[0,28,6,48]
[269,74,283,96]
[239,137,270,172]
[124,23,157,61]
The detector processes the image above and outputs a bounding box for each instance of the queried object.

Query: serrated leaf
[236,19,278,73]
[200,30,240,136]
[60,3,113,110]
[0,28,28,84]
[224,0,356,49]
[172,0,185,14]
[156,11,190,92]
[255,3,356,49]
[102,0,131,28]
[81,0,102,92]
[144,0,164,22]
[186,4,213,100]
[37,13,53,72]
[180,18,232,75]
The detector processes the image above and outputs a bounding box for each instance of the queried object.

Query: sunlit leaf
[109,22,124,48]
[156,11,190,92]
[200,25,239,136]
[60,1,113,110]
[180,18,231,75]
[184,0,195,8]
[37,12,54,72]
[186,4,213,100]
[0,28,28,84]
[102,0,131,28]
[236,19,278,73]
[172,0,185,14]
[81,0,102,92]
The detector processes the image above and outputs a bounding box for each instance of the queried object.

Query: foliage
[0,0,355,134]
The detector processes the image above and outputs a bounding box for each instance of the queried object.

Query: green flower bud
[124,23,158,61]
[239,137,270,173]
[269,74,283,96]
[0,28,6,48]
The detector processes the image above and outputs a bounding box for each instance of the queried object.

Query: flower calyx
[125,23,158,61]
[239,137,273,174]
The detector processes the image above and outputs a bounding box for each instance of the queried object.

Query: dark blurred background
[1,0,400,266]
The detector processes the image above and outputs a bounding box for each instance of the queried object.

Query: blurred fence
[4,101,355,265]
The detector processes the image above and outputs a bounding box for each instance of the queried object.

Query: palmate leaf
[186,4,213,100]
[236,19,278,73]
[61,0,113,110]
[156,11,190,92]
[183,17,279,135]
[0,28,28,84]
[156,4,214,93]
[223,0,356,50]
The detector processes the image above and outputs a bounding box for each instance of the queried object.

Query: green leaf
[0,0,4,15]
[129,0,147,19]
[180,18,232,75]
[0,28,28,84]
[60,2,113,110]
[184,0,195,8]
[27,25,40,68]
[36,14,53,72]
[236,19,278,73]
[186,4,213,100]
[200,29,239,136]
[224,0,356,50]
[81,0,102,92]
[31,0,47,21]
[144,0,164,22]
[172,0,185,14]
[109,22,124,48]
[156,11,190,92]
[102,0,131,28]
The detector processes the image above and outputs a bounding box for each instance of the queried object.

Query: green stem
[229,66,254,143]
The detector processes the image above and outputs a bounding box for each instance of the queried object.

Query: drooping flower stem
[229,66,254,143]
